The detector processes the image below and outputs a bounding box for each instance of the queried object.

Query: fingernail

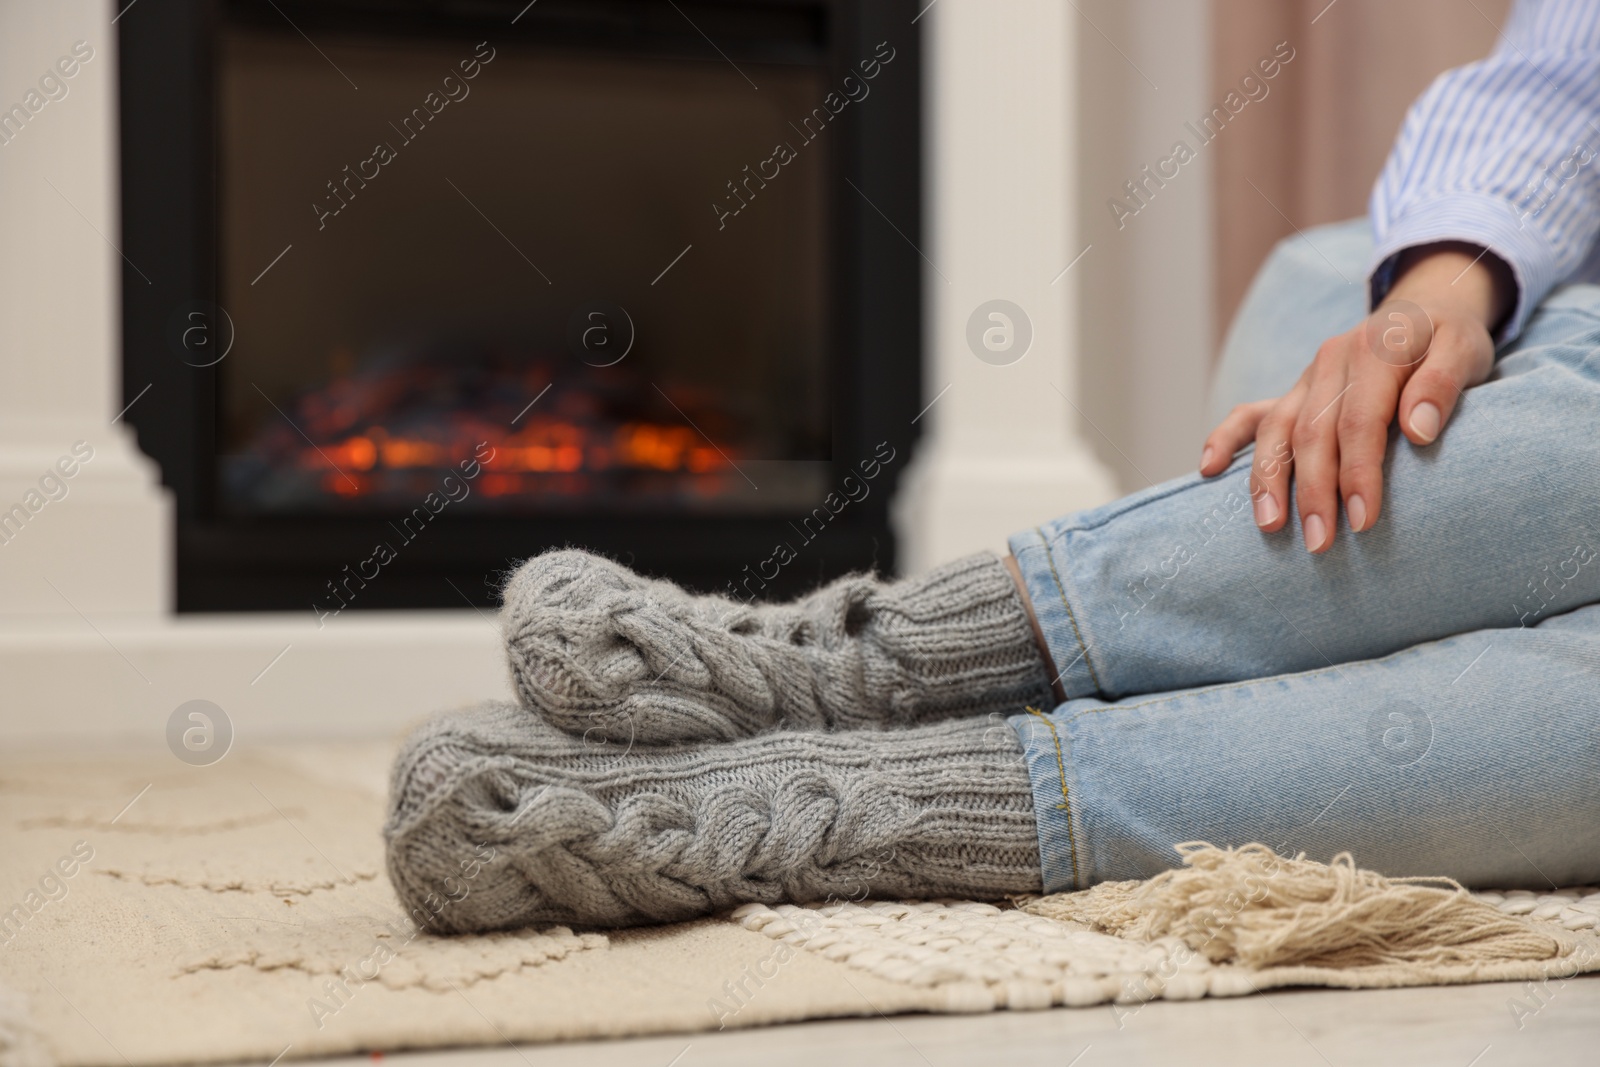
[1304,513,1328,552]
[1347,494,1368,532]
[1253,493,1278,528]
[1200,446,1214,471]
[1409,402,1441,443]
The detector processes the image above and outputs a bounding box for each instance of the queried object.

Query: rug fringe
[1022,842,1562,970]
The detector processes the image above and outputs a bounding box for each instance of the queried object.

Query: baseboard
[0,610,510,744]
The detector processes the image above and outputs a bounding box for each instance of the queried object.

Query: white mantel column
[893,0,1117,573]
[0,0,171,615]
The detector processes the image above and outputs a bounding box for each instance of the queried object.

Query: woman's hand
[1200,242,1513,553]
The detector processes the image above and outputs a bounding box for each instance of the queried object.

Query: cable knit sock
[384,702,1042,930]
[500,549,1053,744]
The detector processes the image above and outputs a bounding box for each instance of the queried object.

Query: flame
[302,415,731,497]
[252,357,747,504]
[614,423,705,471]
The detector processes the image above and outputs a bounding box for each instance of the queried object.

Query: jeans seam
[1025,705,1081,889]
[1056,630,1456,729]
[1034,526,1105,694]
[1041,455,1254,539]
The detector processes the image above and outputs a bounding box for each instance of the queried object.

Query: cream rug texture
[1,741,1596,1067]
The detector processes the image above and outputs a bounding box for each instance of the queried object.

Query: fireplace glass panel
[217,27,832,514]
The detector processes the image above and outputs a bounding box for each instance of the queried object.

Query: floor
[316,976,1600,1067]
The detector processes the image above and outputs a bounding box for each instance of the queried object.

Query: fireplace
[119,0,921,611]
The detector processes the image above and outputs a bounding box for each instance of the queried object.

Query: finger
[1336,353,1406,534]
[1397,320,1494,447]
[1250,389,1304,534]
[1200,399,1274,476]
[1291,348,1352,553]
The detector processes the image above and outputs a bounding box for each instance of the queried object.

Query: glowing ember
[224,347,747,511]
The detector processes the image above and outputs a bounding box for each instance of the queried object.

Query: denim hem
[1008,707,1084,893]
[1008,527,1100,700]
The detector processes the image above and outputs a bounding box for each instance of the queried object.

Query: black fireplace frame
[118,0,922,611]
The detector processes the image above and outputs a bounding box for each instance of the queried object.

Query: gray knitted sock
[500,549,1052,744]
[384,702,1042,930]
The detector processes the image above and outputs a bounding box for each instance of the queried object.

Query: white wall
[893,0,1117,572]
[0,0,172,616]
[1075,0,1215,492]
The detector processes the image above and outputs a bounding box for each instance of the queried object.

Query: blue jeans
[1007,219,1600,892]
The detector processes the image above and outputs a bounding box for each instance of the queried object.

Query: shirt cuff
[1367,192,1565,345]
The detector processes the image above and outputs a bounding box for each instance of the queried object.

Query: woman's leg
[1015,221,1600,702]
[1001,222,1600,893]
[500,547,1053,744]
[388,602,1600,928]
[385,706,1041,929]
[1010,601,1600,892]
[499,296,1600,745]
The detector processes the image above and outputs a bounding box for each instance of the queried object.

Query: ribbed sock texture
[500,549,1053,744]
[384,703,1043,930]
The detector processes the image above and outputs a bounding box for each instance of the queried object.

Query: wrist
[1385,241,1514,333]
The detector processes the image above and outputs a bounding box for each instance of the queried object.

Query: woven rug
[2,740,1596,1067]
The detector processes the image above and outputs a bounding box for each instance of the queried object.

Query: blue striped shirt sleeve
[1368,0,1600,341]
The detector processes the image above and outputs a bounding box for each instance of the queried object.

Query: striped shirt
[1369,0,1600,340]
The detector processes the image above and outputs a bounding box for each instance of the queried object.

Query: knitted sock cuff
[850,552,1056,729]
[862,715,1044,894]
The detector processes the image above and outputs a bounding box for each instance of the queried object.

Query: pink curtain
[1212,0,1510,345]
